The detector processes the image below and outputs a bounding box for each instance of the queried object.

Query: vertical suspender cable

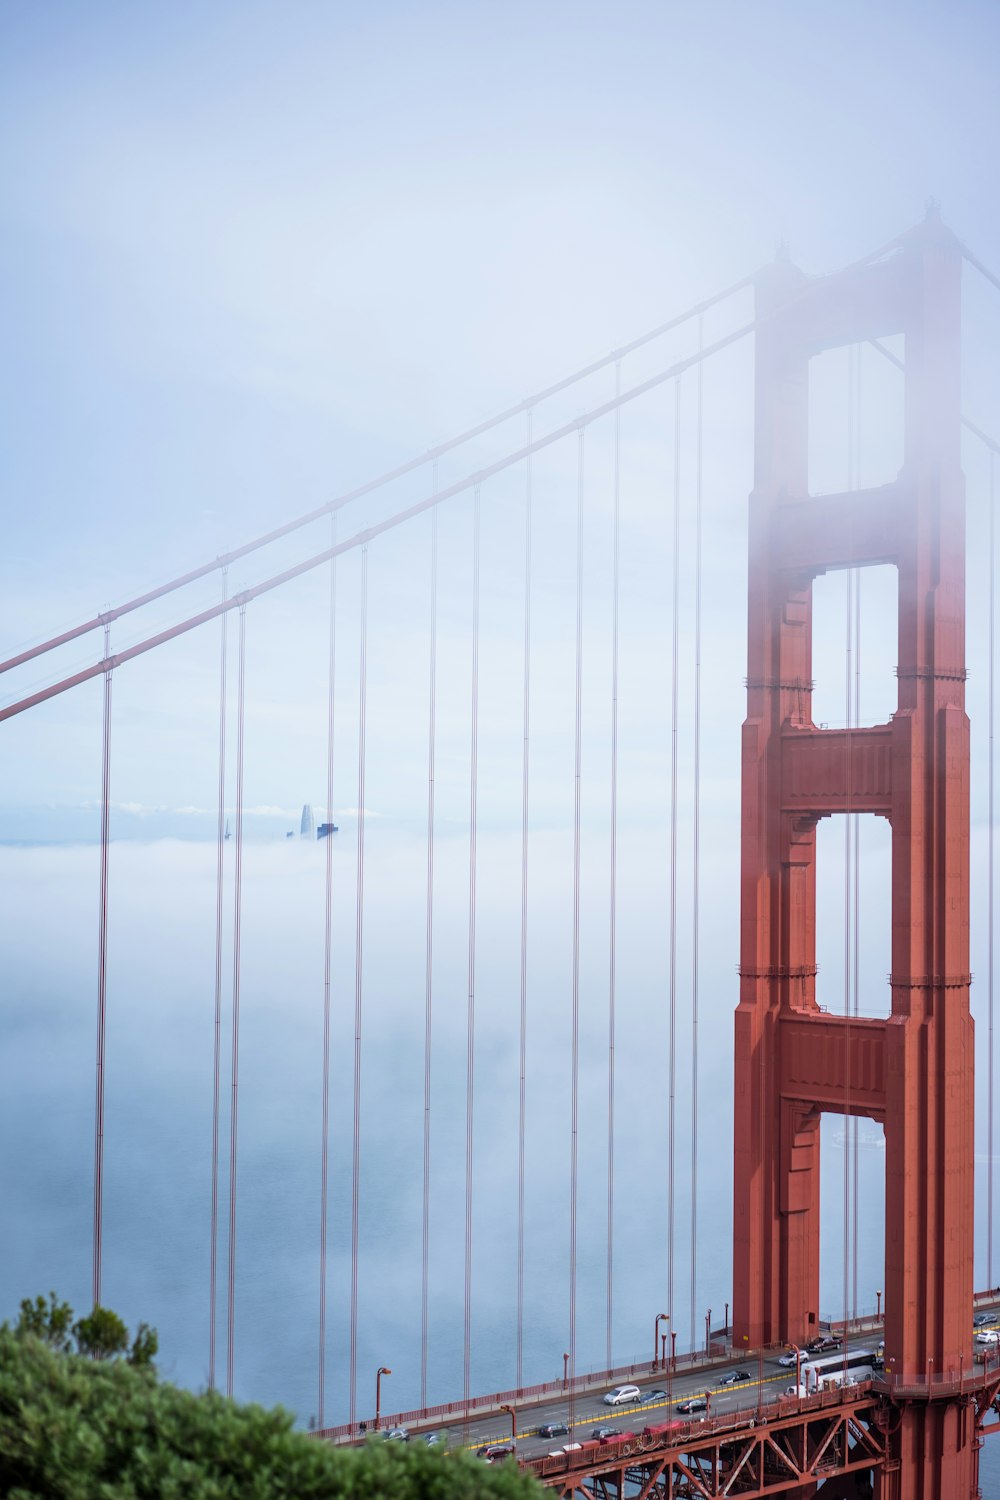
[348,545,369,1430]
[843,566,854,1338]
[667,380,681,1333]
[607,372,621,1371]
[92,620,113,1310]
[569,429,585,1410]
[990,449,996,1288]
[689,323,704,1350]
[209,570,228,1389]
[226,603,247,1398]
[851,348,862,1320]
[421,470,439,1410]
[463,488,481,1418]
[842,344,856,1338]
[318,520,338,1429]
[517,420,533,1390]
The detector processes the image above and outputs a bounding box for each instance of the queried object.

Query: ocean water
[1,828,996,1491]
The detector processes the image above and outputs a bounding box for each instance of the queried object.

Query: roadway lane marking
[462,1371,795,1451]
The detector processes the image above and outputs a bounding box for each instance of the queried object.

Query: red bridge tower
[733,213,976,1498]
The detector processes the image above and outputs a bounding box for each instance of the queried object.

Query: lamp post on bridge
[499,1404,517,1449]
[705,1308,711,1356]
[654,1312,669,1372]
[876,1288,882,1322]
[562,1352,569,1389]
[374,1367,391,1432]
[660,1332,667,1368]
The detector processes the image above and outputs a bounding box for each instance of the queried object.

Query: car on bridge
[603,1383,641,1405]
[974,1313,996,1328]
[590,1425,620,1439]
[537,1421,569,1439]
[675,1396,708,1415]
[805,1335,842,1354]
[477,1443,516,1463]
[719,1370,751,1386]
[640,1388,667,1405]
[976,1329,1000,1345]
[385,1427,409,1441]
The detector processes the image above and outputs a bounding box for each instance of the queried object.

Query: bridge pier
[733,212,976,1497]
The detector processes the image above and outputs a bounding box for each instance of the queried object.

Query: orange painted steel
[732,213,976,1496]
[529,1384,888,1497]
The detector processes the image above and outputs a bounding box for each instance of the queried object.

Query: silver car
[603,1383,641,1406]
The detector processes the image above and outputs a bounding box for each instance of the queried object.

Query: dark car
[675,1397,708,1415]
[591,1426,618,1439]
[974,1313,996,1329]
[385,1427,409,1442]
[640,1388,667,1405]
[806,1335,842,1353]
[719,1370,751,1386]
[477,1443,515,1463]
[538,1421,570,1439]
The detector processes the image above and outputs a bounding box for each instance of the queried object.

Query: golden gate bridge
[4,209,1000,1498]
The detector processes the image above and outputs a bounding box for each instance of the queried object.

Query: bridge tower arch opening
[733,212,976,1497]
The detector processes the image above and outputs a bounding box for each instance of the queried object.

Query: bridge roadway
[342,1299,1000,1463]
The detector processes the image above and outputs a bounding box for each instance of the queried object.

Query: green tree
[0,1298,544,1498]
[128,1320,158,1368]
[15,1292,74,1352]
[72,1304,129,1361]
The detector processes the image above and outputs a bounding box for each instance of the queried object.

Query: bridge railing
[315,1339,745,1444]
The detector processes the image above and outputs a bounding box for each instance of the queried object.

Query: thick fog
[2,0,1000,1453]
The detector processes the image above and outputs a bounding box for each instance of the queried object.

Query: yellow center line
[462,1369,796,1451]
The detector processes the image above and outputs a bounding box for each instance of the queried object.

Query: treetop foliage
[1,1296,543,1499]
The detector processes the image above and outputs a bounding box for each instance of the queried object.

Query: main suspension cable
[463,488,482,1421]
[569,430,586,1412]
[318,517,338,1429]
[226,603,247,1398]
[517,418,533,1389]
[1,324,758,727]
[348,545,369,1431]
[420,472,439,1410]
[0,280,755,681]
[208,570,229,1390]
[92,620,113,1311]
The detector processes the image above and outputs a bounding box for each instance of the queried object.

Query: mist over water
[1,824,890,1428]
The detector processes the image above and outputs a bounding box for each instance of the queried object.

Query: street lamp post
[562,1352,569,1389]
[375,1367,391,1432]
[661,1332,667,1367]
[705,1309,712,1356]
[724,1301,729,1337]
[499,1404,517,1448]
[876,1289,882,1322]
[654,1313,669,1371]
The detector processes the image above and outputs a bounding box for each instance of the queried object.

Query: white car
[777,1351,801,1367]
[603,1384,641,1406]
[976,1329,1000,1345]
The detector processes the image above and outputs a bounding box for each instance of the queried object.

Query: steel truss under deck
[529,1375,1000,1499]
